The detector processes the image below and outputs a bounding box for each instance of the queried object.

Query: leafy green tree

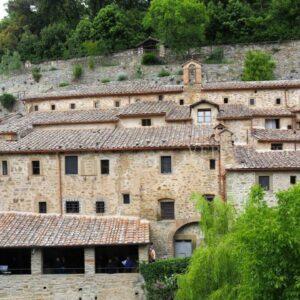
[17,29,40,62]
[176,184,300,299]
[0,51,22,74]
[144,0,208,52]
[242,50,276,81]
[0,93,16,111]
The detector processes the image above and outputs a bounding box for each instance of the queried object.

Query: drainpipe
[57,153,63,215]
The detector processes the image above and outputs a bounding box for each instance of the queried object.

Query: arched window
[188,64,196,84]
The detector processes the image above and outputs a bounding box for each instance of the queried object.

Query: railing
[42,267,84,274]
[95,266,138,274]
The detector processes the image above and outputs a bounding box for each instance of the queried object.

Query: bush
[140,258,190,300]
[0,51,22,75]
[242,50,276,81]
[135,65,143,79]
[158,68,170,77]
[32,67,42,83]
[59,82,69,87]
[0,93,16,111]
[101,78,110,83]
[205,47,224,64]
[88,56,95,70]
[142,53,162,65]
[117,72,128,81]
[73,64,83,80]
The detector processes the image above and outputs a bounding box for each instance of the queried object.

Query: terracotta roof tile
[252,129,300,142]
[0,212,150,247]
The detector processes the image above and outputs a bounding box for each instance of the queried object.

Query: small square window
[158,95,164,101]
[258,176,270,191]
[204,194,215,202]
[96,201,105,213]
[66,201,80,213]
[65,156,78,175]
[160,201,175,220]
[70,103,76,109]
[179,99,184,105]
[101,159,109,175]
[266,119,280,129]
[249,99,255,106]
[115,101,120,107]
[34,105,39,111]
[290,176,297,185]
[39,202,47,214]
[123,194,130,204]
[2,161,8,176]
[223,97,229,104]
[51,104,56,111]
[32,160,40,175]
[161,156,172,174]
[287,125,292,129]
[94,101,100,109]
[135,99,140,102]
[142,119,152,126]
[276,98,281,105]
[210,159,216,170]
[271,143,283,150]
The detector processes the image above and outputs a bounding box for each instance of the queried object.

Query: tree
[0,51,22,74]
[144,0,208,52]
[17,29,40,62]
[242,50,276,81]
[176,184,300,299]
[0,93,16,111]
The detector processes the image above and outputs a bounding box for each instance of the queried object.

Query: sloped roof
[0,213,150,248]
[229,146,300,171]
[252,129,300,142]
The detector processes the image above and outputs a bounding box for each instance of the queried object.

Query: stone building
[0,60,299,299]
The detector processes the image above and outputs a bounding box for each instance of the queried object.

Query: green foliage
[205,48,225,64]
[32,67,42,83]
[135,65,143,79]
[141,53,162,65]
[176,69,183,76]
[158,68,170,77]
[0,51,22,74]
[17,30,40,63]
[140,258,190,300]
[101,78,110,83]
[117,72,128,81]
[73,64,83,80]
[242,50,276,81]
[176,185,300,299]
[144,0,208,52]
[88,56,95,70]
[0,93,16,111]
[59,82,70,87]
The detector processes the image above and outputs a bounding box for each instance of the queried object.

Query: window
[123,194,130,204]
[275,98,281,105]
[258,176,270,191]
[271,143,283,150]
[265,119,280,129]
[179,99,184,105]
[66,201,80,213]
[34,105,39,111]
[197,109,212,125]
[160,201,175,220]
[210,159,216,170]
[204,194,215,202]
[96,201,105,213]
[101,159,109,175]
[290,176,297,185]
[51,104,56,111]
[158,95,164,101]
[70,103,76,109]
[287,125,292,129]
[1,161,8,176]
[65,156,78,175]
[39,202,47,214]
[135,99,140,102]
[223,97,229,104]
[249,99,255,106]
[32,160,40,175]
[115,101,120,108]
[94,101,100,109]
[141,119,152,126]
[161,156,172,174]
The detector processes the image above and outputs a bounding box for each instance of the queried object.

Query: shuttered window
[65,156,78,175]
[161,201,175,220]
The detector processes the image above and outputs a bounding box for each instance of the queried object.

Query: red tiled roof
[252,129,300,142]
[0,213,150,247]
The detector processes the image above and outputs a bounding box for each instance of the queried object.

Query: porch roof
[0,213,150,248]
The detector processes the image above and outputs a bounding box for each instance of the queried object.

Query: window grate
[96,201,105,213]
[32,161,40,175]
[101,160,110,174]
[39,202,47,214]
[66,201,80,213]
[141,119,152,126]
[161,202,175,220]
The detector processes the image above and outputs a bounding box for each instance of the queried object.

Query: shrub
[142,53,162,65]
[0,51,22,75]
[101,78,110,83]
[73,64,83,80]
[88,56,95,70]
[205,47,224,64]
[59,82,69,87]
[242,50,276,81]
[158,68,170,77]
[117,72,128,81]
[0,93,16,111]
[32,67,42,83]
[135,65,143,79]
[140,258,190,300]
[49,66,58,71]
